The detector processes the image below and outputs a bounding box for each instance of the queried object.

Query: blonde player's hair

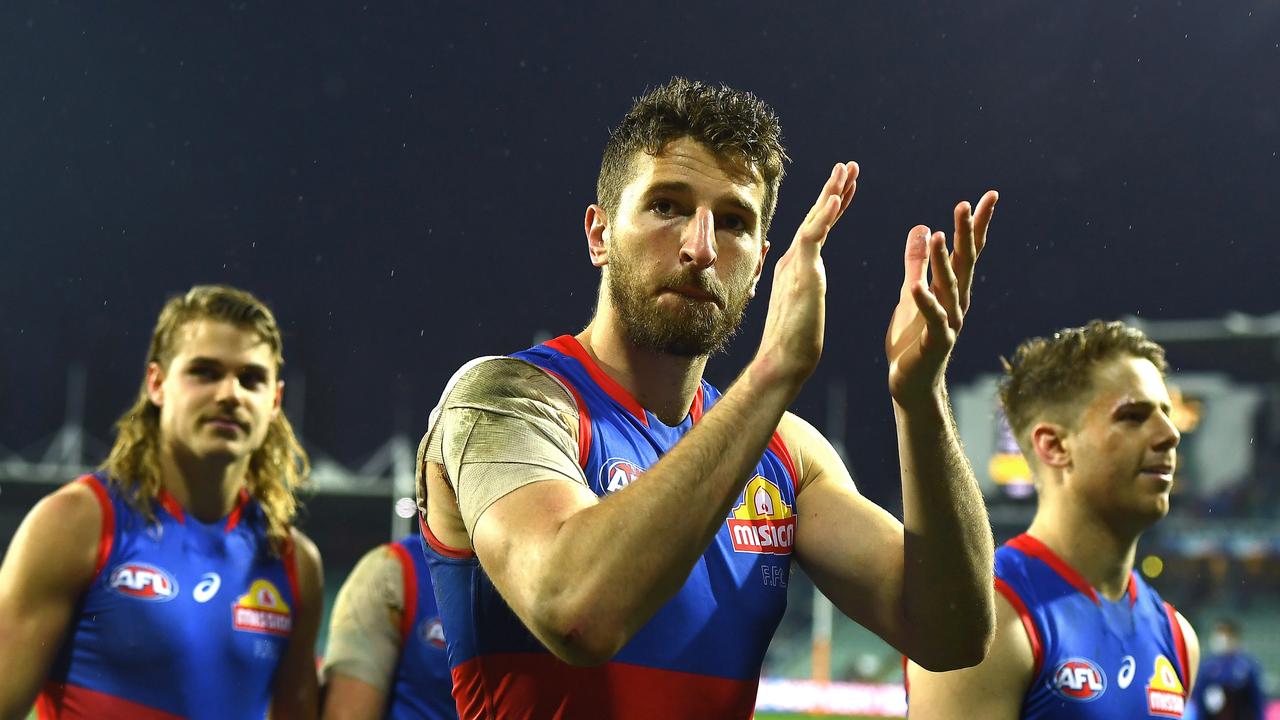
[102,285,309,555]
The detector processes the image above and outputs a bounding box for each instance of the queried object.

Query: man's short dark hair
[998,320,1169,459]
[597,77,789,238]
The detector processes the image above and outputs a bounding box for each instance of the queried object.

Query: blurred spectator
[1191,619,1265,720]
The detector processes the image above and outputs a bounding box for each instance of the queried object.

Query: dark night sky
[2,2,1277,511]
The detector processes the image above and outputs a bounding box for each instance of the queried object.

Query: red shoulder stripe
[544,335,649,427]
[1164,601,1190,689]
[995,576,1044,681]
[282,535,301,616]
[1006,533,1100,604]
[386,542,418,645]
[542,367,592,470]
[76,475,114,582]
[420,515,475,559]
[766,431,799,490]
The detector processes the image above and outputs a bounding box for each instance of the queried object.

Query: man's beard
[607,249,752,358]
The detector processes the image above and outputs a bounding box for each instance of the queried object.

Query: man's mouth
[663,286,723,308]
[206,417,247,433]
[1139,464,1175,481]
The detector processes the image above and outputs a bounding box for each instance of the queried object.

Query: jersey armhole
[541,367,592,470]
[386,543,419,645]
[282,535,302,616]
[1163,601,1190,688]
[76,474,115,582]
[995,576,1044,682]
[766,431,799,490]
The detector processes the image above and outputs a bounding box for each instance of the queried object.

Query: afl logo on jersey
[600,458,645,494]
[108,563,179,602]
[419,616,447,649]
[1051,657,1107,702]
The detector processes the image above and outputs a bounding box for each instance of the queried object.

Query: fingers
[800,162,859,238]
[909,280,952,352]
[971,190,999,255]
[952,200,976,310]
[902,225,931,292]
[928,231,963,330]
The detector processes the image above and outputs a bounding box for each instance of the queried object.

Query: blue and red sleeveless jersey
[37,473,301,720]
[385,535,457,720]
[995,533,1190,719]
[421,335,799,719]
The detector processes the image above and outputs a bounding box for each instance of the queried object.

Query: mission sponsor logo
[108,562,179,602]
[1050,657,1106,702]
[1146,655,1185,718]
[600,458,645,494]
[232,579,293,636]
[727,476,795,555]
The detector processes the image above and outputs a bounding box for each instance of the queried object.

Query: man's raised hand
[885,190,998,406]
[755,161,858,388]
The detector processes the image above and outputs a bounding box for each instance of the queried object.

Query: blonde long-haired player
[0,285,324,720]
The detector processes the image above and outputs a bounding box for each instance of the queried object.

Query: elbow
[908,601,996,672]
[529,594,628,667]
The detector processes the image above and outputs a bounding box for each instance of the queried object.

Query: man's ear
[145,362,166,407]
[748,239,771,299]
[273,379,284,419]
[585,204,610,268]
[1031,422,1071,469]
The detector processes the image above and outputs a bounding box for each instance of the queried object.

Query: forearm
[534,361,799,658]
[895,388,994,669]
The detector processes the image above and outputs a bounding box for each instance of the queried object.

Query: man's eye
[189,367,218,380]
[720,214,746,232]
[240,373,266,390]
[652,200,675,216]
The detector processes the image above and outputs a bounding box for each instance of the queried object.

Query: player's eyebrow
[644,181,760,227]
[187,356,271,377]
[1110,399,1172,416]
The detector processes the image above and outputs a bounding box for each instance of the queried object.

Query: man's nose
[679,207,717,269]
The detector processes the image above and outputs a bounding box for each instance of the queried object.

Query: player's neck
[157,443,248,523]
[1026,505,1139,602]
[577,318,707,426]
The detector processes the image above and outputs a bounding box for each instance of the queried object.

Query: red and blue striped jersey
[994,534,1190,719]
[385,535,457,720]
[422,335,799,719]
[37,473,300,720]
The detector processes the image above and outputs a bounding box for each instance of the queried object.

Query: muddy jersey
[422,335,799,719]
[37,473,300,720]
[995,533,1190,719]
[385,535,457,720]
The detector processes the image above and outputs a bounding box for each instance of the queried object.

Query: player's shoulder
[443,356,575,412]
[288,527,324,592]
[33,475,109,540]
[777,411,853,493]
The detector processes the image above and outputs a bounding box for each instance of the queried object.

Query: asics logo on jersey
[193,572,222,603]
[1051,657,1107,702]
[1117,655,1136,689]
[108,563,179,602]
[727,476,795,555]
[1146,655,1185,718]
[600,458,644,494]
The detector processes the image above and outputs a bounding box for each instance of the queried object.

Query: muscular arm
[471,361,804,665]
[895,392,995,669]
[905,591,1033,719]
[0,481,102,718]
[321,546,406,720]
[271,529,324,720]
